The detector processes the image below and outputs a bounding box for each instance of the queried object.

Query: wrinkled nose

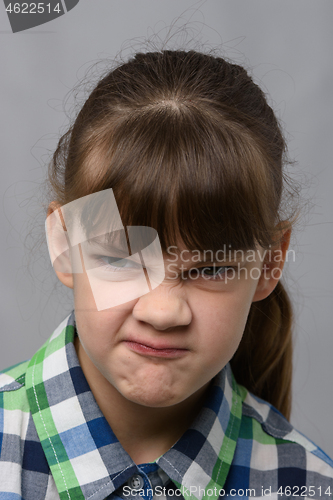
[132,283,192,331]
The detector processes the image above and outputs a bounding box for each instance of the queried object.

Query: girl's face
[71,243,272,408]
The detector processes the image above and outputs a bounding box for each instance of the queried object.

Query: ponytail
[230,281,293,419]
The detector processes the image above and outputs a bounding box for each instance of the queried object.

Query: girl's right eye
[95,255,142,271]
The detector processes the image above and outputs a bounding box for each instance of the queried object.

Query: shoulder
[0,314,74,496]
[0,358,31,441]
[0,358,30,400]
[236,385,333,486]
[0,360,32,490]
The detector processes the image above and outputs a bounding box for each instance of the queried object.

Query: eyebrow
[85,236,130,256]
[164,254,247,266]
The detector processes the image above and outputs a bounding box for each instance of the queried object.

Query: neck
[75,337,210,464]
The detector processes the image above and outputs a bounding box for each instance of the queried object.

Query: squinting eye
[200,266,229,278]
[193,266,236,280]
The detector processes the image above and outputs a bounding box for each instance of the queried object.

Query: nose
[132,283,192,331]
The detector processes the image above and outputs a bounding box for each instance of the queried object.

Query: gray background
[0,1,332,457]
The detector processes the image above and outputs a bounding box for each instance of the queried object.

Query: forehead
[60,186,265,263]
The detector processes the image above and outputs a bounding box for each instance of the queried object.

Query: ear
[252,228,292,303]
[46,201,74,289]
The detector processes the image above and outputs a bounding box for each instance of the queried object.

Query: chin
[121,385,182,408]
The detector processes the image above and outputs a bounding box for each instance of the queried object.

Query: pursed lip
[122,337,189,358]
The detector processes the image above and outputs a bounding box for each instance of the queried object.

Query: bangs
[78,103,281,254]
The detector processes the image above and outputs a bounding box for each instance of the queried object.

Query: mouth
[123,340,189,358]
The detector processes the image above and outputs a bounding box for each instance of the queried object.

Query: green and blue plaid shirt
[0,312,332,499]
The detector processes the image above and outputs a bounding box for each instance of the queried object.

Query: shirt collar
[25,312,242,500]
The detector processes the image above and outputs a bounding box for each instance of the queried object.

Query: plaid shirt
[0,312,332,500]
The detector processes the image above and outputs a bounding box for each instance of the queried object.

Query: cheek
[73,272,95,313]
[194,290,254,363]
[73,274,133,356]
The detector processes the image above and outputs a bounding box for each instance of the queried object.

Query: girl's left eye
[194,266,235,280]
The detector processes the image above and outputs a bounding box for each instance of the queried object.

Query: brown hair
[49,50,299,419]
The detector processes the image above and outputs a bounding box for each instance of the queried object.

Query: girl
[0,50,332,499]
